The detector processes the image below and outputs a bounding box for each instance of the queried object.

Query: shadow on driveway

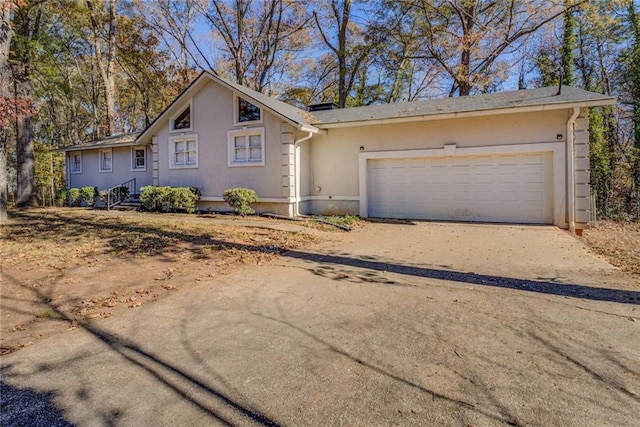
[0,270,281,427]
[285,250,640,305]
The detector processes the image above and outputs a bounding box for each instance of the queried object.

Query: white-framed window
[99,148,113,173]
[70,151,82,174]
[131,147,146,171]
[169,134,198,169]
[170,101,192,132]
[233,95,262,126]
[227,127,265,167]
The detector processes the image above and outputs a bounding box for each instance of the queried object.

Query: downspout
[65,153,70,189]
[567,107,580,233]
[293,131,313,216]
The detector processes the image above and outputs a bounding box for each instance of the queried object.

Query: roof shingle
[310,86,615,126]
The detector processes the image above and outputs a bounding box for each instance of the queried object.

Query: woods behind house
[1,0,638,221]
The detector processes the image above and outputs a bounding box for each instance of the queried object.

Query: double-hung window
[99,148,112,172]
[227,128,265,167]
[169,135,198,169]
[70,152,82,173]
[132,147,146,171]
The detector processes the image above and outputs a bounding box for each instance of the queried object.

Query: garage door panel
[368,152,553,224]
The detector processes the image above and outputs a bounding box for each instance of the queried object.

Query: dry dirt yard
[0,208,323,355]
[582,220,640,275]
[1,209,638,357]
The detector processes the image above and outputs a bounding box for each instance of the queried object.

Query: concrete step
[119,201,141,207]
[111,205,139,211]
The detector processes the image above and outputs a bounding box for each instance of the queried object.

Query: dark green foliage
[588,108,611,217]
[80,186,97,205]
[67,188,80,206]
[140,186,200,213]
[561,2,576,86]
[65,186,97,207]
[55,188,67,207]
[536,49,559,87]
[223,188,259,216]
[628,2,640,214]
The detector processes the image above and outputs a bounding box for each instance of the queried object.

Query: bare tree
[413,0,579,96]
[136,0,212,83]
[312,0,398,107]
[86,0,118,137]
[196,0,311,93]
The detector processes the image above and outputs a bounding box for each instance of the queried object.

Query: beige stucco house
[61,133,153,193]
[63,71,615,231]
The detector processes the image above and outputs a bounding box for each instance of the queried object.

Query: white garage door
[367,152,554,224]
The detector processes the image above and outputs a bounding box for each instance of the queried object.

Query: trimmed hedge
[223,188,259,215]
[140,186,201,213]
[66,186,98,207]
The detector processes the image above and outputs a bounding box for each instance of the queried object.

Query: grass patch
[35,309,56,319]
[322,215,362,228]
[302,214,364,231]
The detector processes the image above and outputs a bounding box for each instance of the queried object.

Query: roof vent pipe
[556,68,563,96]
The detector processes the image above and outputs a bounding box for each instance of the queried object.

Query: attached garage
[366,152,554,224]
[311,86,616,232]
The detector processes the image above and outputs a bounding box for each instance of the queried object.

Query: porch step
[111,204,139,211]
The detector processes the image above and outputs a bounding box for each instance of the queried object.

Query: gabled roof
[57,82,617,152]
[136,71,319,144]
[58,133,140,152]
[311,86,616,127]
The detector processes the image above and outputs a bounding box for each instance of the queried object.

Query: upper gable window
[171,103,192,132]
[234,95,262,125]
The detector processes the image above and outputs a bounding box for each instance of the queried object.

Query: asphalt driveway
[2,221,639,426]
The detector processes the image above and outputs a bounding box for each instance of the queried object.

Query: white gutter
[293,131,314,216]
[567,107,580,233]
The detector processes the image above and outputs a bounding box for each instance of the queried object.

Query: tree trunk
[87,0,118,136]
[0,2,12,222]
[0,128,7,222]
[16,113,37,207]
[561,0,576,86]
[12,2,39,208]
[456,1,475,96]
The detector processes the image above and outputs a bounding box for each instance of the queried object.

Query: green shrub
[67,188,81,207]
[55,188,68,207]
[140,186,200,213]
[80,186,98,206]
[66,187,97,207]
[223,188,259,215]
